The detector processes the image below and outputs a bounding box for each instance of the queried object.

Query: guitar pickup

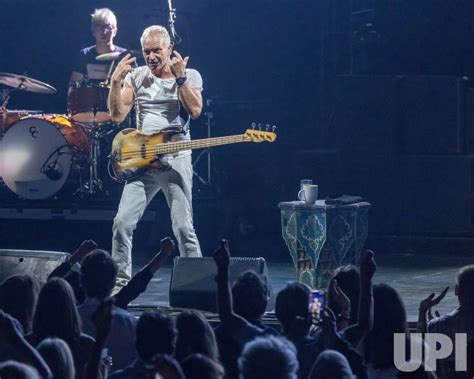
[109,148,122,163]
[141,144,146,158]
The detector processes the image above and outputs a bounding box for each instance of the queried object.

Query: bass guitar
[109,126,277,182]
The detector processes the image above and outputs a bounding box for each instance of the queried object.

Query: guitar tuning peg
[251,122,256,130]
[257,123,263,131]
[265,124,270,131]
[272,125,277,132]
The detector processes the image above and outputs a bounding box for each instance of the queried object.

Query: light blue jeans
[112,154,202,288]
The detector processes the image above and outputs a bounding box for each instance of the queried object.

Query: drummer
[70,8,126,83]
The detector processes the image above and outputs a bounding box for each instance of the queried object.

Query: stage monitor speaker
[169,257,275,313]
[0,250,69,284]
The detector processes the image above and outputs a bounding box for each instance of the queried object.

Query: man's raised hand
[111,53,136,83]
[169,50,189,78]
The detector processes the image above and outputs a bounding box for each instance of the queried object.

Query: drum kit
[0,52,129,201]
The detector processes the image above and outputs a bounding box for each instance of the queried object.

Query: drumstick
[104,61,116,86]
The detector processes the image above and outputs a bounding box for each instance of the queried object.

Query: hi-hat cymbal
[0,72,56,94]
[96,50,141,61]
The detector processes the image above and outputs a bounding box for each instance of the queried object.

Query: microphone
[44,162,63,181]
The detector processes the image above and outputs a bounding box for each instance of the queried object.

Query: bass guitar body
[109,128,173,182]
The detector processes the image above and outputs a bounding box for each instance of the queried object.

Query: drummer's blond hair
[91,8,117,33]
[140,26,170,47]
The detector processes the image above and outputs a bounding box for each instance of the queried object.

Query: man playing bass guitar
[108,25,203,289]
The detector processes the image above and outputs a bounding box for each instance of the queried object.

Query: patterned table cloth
[278,200,370,288]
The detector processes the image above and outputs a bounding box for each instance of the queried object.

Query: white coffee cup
[298,184,318,204]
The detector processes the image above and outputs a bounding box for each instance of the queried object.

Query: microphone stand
[167,0,182,46]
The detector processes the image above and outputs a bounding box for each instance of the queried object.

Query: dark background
[1,0,474,259]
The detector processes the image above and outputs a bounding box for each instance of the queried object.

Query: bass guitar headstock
[243,122,277,143]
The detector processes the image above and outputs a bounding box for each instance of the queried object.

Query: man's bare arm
[108,54,136,123]
[178,85,202,119]
[108,82,134,123]
[169,51,202,119]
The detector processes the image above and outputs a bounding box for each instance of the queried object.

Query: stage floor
[131,252,473,322]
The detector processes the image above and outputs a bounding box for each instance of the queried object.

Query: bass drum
[0,115,89,200]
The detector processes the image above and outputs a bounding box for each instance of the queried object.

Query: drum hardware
[0,72,57,95]
[78,107,105,195]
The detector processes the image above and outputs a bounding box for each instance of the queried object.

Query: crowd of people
[0,237,472,379]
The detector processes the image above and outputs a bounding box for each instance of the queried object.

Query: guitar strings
[121,138,244,158]
[119,135,248,159]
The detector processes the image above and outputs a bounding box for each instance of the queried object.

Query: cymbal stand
[0,80,25,138]
[103,61,116,87]
[192,99,213,185]
[82,107,103,195]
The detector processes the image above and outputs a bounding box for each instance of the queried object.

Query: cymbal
[96,50,141,61]
[0,72,56,94]
[7,109,43,114]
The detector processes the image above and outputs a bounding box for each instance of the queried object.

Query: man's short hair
[136,310,177,361]
[456,265,474,308]
[238,336,298,379]
[80,250,117,299]
[232,271,268,322]
[275,282,311,330]
[91,8,117,33]
[140,25,171,47]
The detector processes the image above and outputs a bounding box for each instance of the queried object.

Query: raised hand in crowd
[0,310,52,379]
[417,286,449,333]
[213,240,233,324]
[320,306,339,349]
[328,279,351,330]
[213,239,230,271]
[48,239,98,281]
[146,237,176,274]
[93,298,113,347]
[338,250,377,349]
[357,250,376,331]
[360,249,377,282]
[84,298,114,379]
[114,236,175,309]
[319,306,368,379]
[71,240,99,264]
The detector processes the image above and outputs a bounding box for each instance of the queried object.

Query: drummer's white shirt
[124,66,203,158]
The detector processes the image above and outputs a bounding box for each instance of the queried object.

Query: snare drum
[68,81,111,124]
[0,115,89,199]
